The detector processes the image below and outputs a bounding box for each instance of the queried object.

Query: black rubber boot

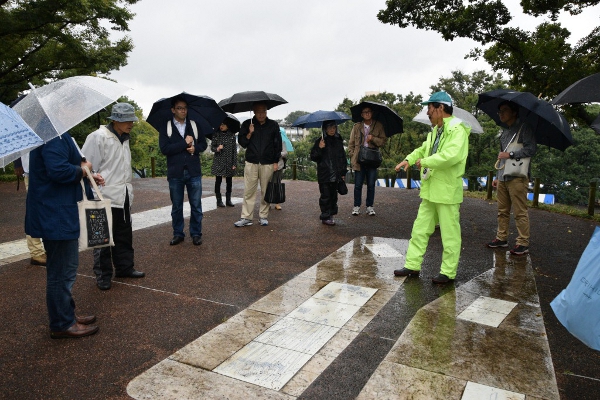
[226,192,234,207]
[216,193,225,207]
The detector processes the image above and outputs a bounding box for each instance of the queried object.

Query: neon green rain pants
[404,199,461,279]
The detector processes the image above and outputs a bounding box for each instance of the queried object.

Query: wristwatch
[509,151,514,159]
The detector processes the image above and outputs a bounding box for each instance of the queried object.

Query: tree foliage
[283,110,310,126]
[377,0,600,125]
[0,0,139,104]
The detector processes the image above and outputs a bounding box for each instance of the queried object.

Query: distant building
[281,125,309,142]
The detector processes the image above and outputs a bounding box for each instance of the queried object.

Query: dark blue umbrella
[477,89,573,151]
[146,92,226,136]
[291,110,351,128]
[552,73,600,105]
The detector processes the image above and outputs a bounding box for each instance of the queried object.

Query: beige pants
[24,175,45,258]
[496,177,530,246]
[241,162,274,220]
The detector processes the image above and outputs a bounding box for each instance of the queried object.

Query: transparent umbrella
[12,76,130,143]
[413,106,484,133]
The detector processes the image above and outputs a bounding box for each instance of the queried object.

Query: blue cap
[421,91,453,106]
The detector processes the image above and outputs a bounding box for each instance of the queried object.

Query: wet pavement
[0,177,599,399]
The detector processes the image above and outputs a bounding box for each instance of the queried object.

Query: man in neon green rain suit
[393,91,470,284]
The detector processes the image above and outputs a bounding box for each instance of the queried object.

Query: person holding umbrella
[486,100,536,255]
[348,105,387,216]
[82,103,145,291]
[310,120,347,225]
[393,91,470,284]
[159,96,208,245]
[211,115,238,207]
[234,102,283,227]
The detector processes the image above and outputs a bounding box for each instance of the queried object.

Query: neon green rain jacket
[405,116,470,204]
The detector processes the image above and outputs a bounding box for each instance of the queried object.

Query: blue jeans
[354,167,378,207]
[43,239,79,332]
[168,170,203,238]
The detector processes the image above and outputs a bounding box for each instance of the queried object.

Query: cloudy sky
[108,0,599,121]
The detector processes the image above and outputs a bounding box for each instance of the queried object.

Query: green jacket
[405,116,470,204]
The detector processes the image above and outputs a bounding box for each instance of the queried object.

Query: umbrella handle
[494,159,504,170]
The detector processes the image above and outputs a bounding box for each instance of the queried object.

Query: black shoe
[192,236,203,245]
[510,245,529,255]
[97,280,111,290]
[115,269,145,278]
[216,193,225,207]
[432,274,454,284]
[487,238,508,248]
[170,236,184,246]
[226,193,234,207]
[393,267,420,277]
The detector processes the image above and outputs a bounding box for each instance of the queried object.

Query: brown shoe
[50,323,99,339]
[76,315,97,325]
[30,255,47,266]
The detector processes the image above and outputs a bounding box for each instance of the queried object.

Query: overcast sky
[108,0,599,122]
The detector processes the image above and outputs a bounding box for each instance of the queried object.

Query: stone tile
[462,381,525,400]
[127,358,293,400]
[287,297,362,328]
[280,353,336,397]
[457,305,510,327]
[356,361,467,400]
[214,340,313,391]
[170,309,280,370]
[248,277,330,316]
[471,296,518,315]
[255,317,340,355]
[343,288,397,332]
[386,308,559,399]
[312,281,378,307]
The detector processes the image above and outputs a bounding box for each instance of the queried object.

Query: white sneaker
[234,218,253,227]
[352,206,360,216]
[367,206,376,216]
[259,218,269,226]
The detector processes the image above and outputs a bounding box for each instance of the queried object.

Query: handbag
[78,166,114,250]
[358,146,382,168]
[551,226,600,350]
[495,125,530,178]
[337,179,348,195]
[264,170,286,204]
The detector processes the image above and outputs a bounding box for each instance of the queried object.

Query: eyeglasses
[361,110,372,115]
[174,106,187,111]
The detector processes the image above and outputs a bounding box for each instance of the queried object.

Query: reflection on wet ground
[127,237,558,399]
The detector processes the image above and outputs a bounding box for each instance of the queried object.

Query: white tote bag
[495,125,530,178]
[78,166,114,250]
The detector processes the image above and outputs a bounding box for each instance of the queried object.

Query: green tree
[0,0,139,103]
[377,1,600,125]
[283,110,310,126]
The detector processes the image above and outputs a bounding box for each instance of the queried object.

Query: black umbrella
[477,89,573,151]
[146,92,226,136]
[350,101,403,137]
[291,110,351,128]
[217,91,287,113]
[552,73,600,105]
[206,112,240,140]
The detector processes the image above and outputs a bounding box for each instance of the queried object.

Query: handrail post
[407,167,412,189]
[151,157,156,178]
[292,162,297,180]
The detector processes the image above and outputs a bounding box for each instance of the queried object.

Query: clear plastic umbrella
[0,102,43,167]
[12,76,130,143]
[413,106,484,133]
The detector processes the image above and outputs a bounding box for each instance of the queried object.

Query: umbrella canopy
[413,106,484,133]
[350,101,403,137]
[146,92,226,137]
[218,91,287,114]
[477,89,573,151]
[12,76,130,143]
[280,128,294,152]
[206,112,240,140]
[291,110,351,128]
[552,73,600,105]
[0,102,43,167]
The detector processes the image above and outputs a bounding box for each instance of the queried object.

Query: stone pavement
[0,177,599,399]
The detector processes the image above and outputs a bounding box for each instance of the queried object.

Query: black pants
[93,191,134,281]
[318,182,338,220]
[214,176,232,193]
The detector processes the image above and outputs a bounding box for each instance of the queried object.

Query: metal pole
[292,162,297,180]
[533,177,540,207]
[486,170,494,200]
[588,181,597,216]
[407,167,412,189]
[151,157,156,178]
